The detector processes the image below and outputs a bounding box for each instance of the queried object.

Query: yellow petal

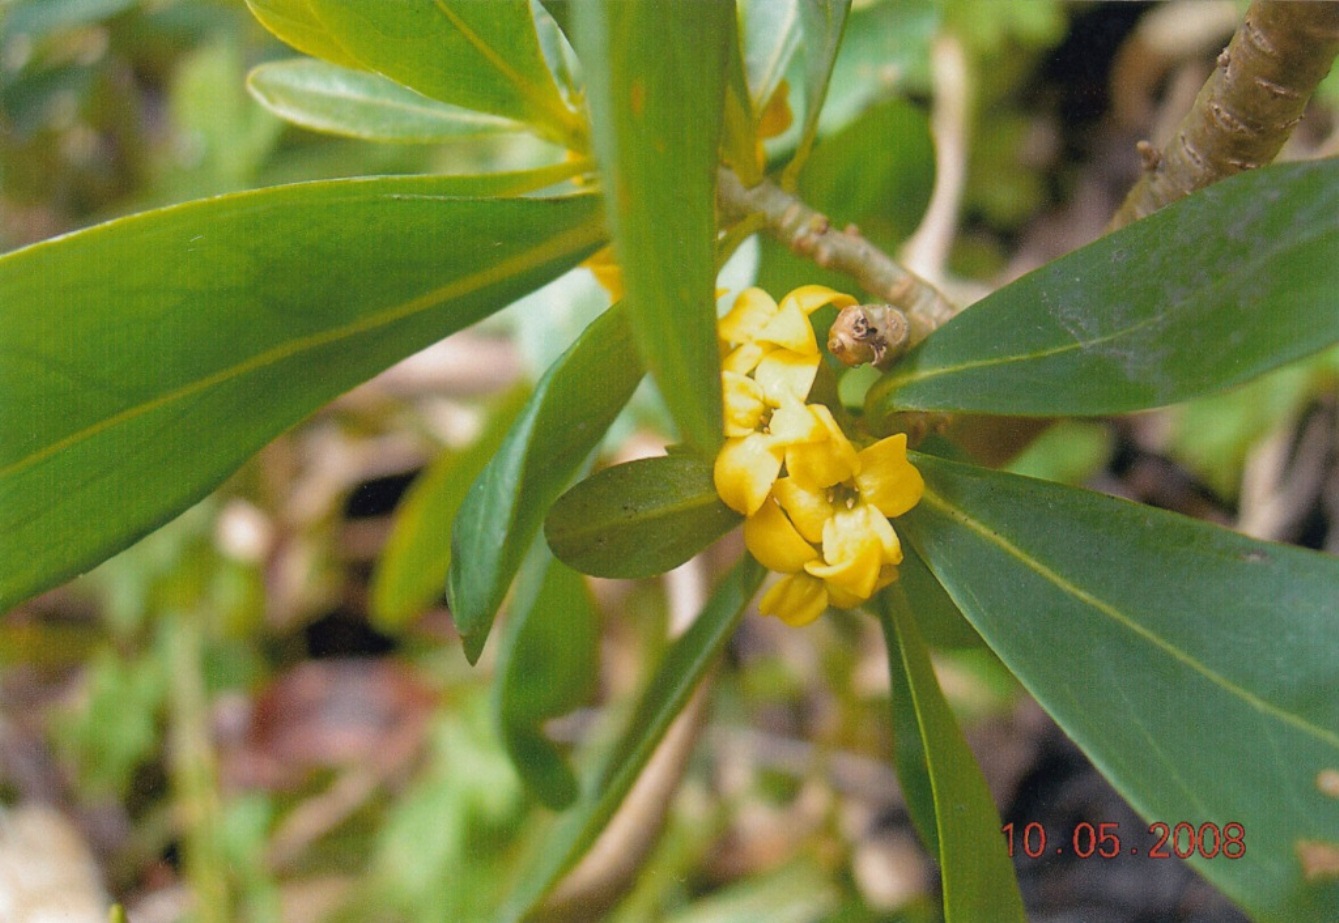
[744,496,819,573]
[754,349,820,403]
[773,475,833,544]
[767,399,826,445]
[755,299,818,354]
[759,573,828,626]
[722,342,766,376]
[719,288,778,344]
[785,404,859,490]
[805,507,885,600]
[714,433,783,516]
[722,371,766,437]
[855,433,924,518]
[779,284,858,316]
[867,510,904,565]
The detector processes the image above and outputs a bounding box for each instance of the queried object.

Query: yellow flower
[714,393,826,516]
[713,286,858,516]
[744,431,924,624]
[711,283,922,626]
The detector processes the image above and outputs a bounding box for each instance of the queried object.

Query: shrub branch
[1110,0,1339,230]
[717,167,958,354]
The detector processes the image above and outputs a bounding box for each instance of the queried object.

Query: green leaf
[244,0,363,69]
[739,0,802,114]
[369,387,529,632]
[901,453,1339,921]
[721,28,762,188]
[575,0,729,454]
[0,176,604,612]
[247,59,529,143]
[545,454,741,579]
[496,556,766,922]
[897,541,980,650]
[869,160,1339,419]
[304,0,584,149]
[780,0,851,185]
[877,589,1026,922]
[495,546,599,810]
[721,0,803,188]
[447,304,642,664]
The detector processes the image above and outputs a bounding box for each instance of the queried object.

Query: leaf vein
[921,486,1339,752]
[1,217,600,481]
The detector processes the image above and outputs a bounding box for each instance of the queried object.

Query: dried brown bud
[827,304,910,370]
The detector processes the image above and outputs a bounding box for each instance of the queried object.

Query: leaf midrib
[920,485,1339,752]
[432,0,578,139]
[1,214,602,481]
[883,313,1164,391]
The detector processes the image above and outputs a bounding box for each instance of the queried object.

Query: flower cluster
[713,286,925,626]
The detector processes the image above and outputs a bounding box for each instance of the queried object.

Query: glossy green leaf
[369,388,529,631]
[721,29,762,188]
[0,176,604,613]
[496,556,766,922]
[896,541,980,650]
[244,0,363,69]
[305,0,584,149]
[870,160,1339,420]
[901,453,1339,921]
[739,0,801,113]
[576,0,729,454]
[495,546,599,810]
[780,0,851,185]
[447,304,642,664]
[545,454,741,579]
[877,589,1026,922]
[247,59,527,142]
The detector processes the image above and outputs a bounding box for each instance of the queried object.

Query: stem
[717,168,958,348]
[1109,1,1339,230]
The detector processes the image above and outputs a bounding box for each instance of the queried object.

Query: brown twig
[717,168,958,353]
[1109,1,1339,231]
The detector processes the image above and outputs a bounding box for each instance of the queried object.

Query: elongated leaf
[306,0,584,149]
[369,388,529,631]
[721,28,762,188]
[447,304,642,664]
[901,453,1339,921]
[878,589,1026,922]
[896,540,980,650]
[247,59,527,142]
[739,0,802,113]
[0,176,604,612]
[576,0,729,454]
[780,0,851,185]
[244,0,363,69]
[496,556,766,922]
[545,455,741,579]
[870,159,1339,420]
[495,545,599,809]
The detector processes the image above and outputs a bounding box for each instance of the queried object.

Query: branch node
[1253,75,1301,99]
[1136,140,1161,171]
[715,167,959,356]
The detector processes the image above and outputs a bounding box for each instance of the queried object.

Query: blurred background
[2,1,1336,920]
